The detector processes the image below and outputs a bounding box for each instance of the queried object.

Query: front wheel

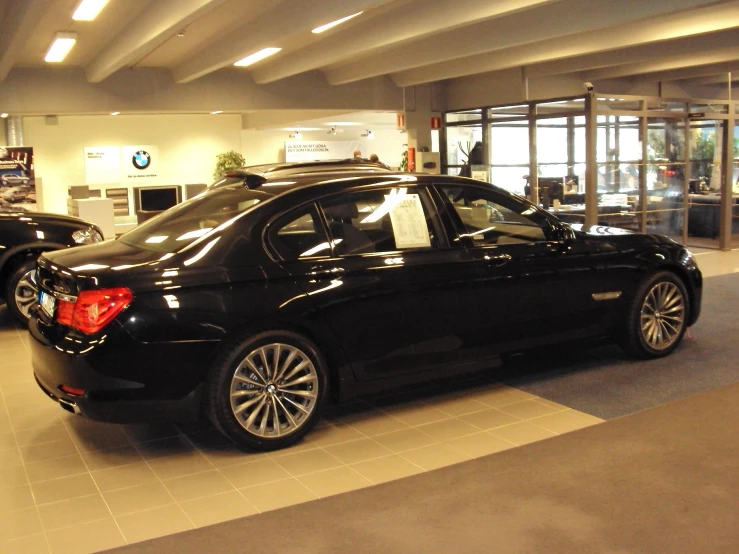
[5,258,38,326]
[623,271,689,358]
[206,330,328,451]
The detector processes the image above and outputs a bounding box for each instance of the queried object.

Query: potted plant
[213,150,245,180]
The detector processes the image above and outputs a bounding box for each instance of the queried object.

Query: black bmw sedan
[29,171,702,451]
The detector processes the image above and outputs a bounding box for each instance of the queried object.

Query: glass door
[687,119,725,248]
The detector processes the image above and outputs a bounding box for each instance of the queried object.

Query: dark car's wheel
[623,270,689,358]
[206,330,328,451]
[5,258,38,325]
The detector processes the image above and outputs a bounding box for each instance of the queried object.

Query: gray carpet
[106,382,739,554]
[501,272,739,419]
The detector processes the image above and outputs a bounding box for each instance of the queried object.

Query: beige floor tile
[350,454,424,484]
[25,454,88,483]
[203,445,271,468]
[13,423,69,448]
[273,448,343,477]
[0,445,22,468]
[529,409,604,434]
[37,494,110,531]
[0,414,13,434]
[2,464,29,487]
[0,484,35,513]
[31,473,99,505]
[1,379,41,399]
[346,413,408,437]
[92,461,160,493]
[9,405,65,432]
[65,420,133,452]
[46,517,125,554]
[298,465,373,498]
[20,438,79,464]
[147,451,215,480]
[116,504,194,544]
[0,506,44,541]
[180,490,258,528]
[443,432,517,458]
[219,457,292,488]
[460,407,522,430]
[532,398,570,411]
[81,445,144,471]
[472,386,535,407]
[489,421,559,446]
[3,532,50,554]
[400,443,472,471]
[121,423,181,443]
[497,399,565,420]
[415,418,480,441]
[306,423,366,446]
[431,394,490,417]
[266,439,319,458]
[323,437,393,465]
[0,430,18,450]
[180,429,234,450]
[163,469,235,503]
[385,404,450,426]
[134,435,196,459]
[239,478,318,512]
[372,427,438,453]
[103,481,175,517]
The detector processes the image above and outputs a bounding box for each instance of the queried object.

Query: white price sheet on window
[389,193,431,249]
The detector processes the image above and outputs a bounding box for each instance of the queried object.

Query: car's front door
[269,185,493,382]
[432,182,613,353]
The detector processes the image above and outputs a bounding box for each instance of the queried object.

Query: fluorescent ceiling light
[0,113,8,118]
[312,12,362,34]
[73,0,109,21]
[110,111,120,115]
[45,32,77,63]
[210,110,223,114]
[234,47,281,67]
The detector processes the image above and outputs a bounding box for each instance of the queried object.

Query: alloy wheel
[639,281,685,351]
[229,343,319,438]
[14,269,37,320]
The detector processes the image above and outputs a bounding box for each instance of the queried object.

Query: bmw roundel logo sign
[132,150,151,170]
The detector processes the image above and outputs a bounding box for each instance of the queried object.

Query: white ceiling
[0,0,737,125]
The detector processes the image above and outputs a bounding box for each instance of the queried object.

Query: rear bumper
[29,317,208,423]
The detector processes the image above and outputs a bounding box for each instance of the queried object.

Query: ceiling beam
[389,0,739,87]
[524,28,739,79]
[242,110,354,130]
[251,0,561,84]
[85,0,231,83]
[680,71,739,85]
[0,0,53,83]
[171,0,393,84]
[624,60,739,83]
[324,0,725,85]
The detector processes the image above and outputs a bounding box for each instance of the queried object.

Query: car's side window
[439,185,550,245]
[268,203,331,260]
[318,188,439,256]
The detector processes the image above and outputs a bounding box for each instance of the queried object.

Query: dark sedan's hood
[570,224,678,247]
[0,210,94,227]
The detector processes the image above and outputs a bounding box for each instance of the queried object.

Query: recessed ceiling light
[45,32,77,63]
[110,111,120,116]
[233,47,281,67]
[0,113,8,118]
[72,0,110,21]
[210,110,223,114]
[312,12,362,34]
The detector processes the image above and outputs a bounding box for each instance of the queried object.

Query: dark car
[0,210,104,324]
[29,171,702,452]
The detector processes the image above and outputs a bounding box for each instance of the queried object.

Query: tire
[622,270,689,358]
[206,330,328,451]
[5,258,38,326]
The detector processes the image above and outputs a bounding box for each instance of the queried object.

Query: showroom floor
[1,247,737,554]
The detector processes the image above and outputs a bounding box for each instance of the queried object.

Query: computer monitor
[136,186,181,212]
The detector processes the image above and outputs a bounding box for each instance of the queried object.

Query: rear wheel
[5,258,38,326]
[206,330,327,451]
[623,271,688,358]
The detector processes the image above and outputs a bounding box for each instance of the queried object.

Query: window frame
[264,201,332,262]
[430,181,562,248]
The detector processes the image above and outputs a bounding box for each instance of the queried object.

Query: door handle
[483,253,512,267]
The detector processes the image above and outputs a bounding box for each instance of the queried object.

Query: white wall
[23,114,242,214]
[240,128,407,169]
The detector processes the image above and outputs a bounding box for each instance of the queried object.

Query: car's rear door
[268,184,493,382]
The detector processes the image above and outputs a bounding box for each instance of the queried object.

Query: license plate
[39,291,56,318]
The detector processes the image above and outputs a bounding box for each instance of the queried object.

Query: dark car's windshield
[119,187,273,252]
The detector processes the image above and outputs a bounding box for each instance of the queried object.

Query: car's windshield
[119,187,273,252]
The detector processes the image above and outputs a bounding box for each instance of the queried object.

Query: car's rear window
[119,187,273,252]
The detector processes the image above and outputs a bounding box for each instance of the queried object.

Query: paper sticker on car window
[389,193,431,249]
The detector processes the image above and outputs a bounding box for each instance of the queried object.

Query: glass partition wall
[442,94,738,249]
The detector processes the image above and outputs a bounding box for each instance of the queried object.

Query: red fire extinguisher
[407,147,416,172]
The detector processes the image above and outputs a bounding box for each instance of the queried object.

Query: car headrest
[323,202,359,221]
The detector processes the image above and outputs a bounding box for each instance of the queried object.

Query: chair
[323,202,375,255]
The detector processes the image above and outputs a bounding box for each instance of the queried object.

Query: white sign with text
[121,145,159,183]
[284,141,363,162]
[84,146,121,185]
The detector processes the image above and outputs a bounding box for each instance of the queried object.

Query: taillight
[55,288,133,334]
